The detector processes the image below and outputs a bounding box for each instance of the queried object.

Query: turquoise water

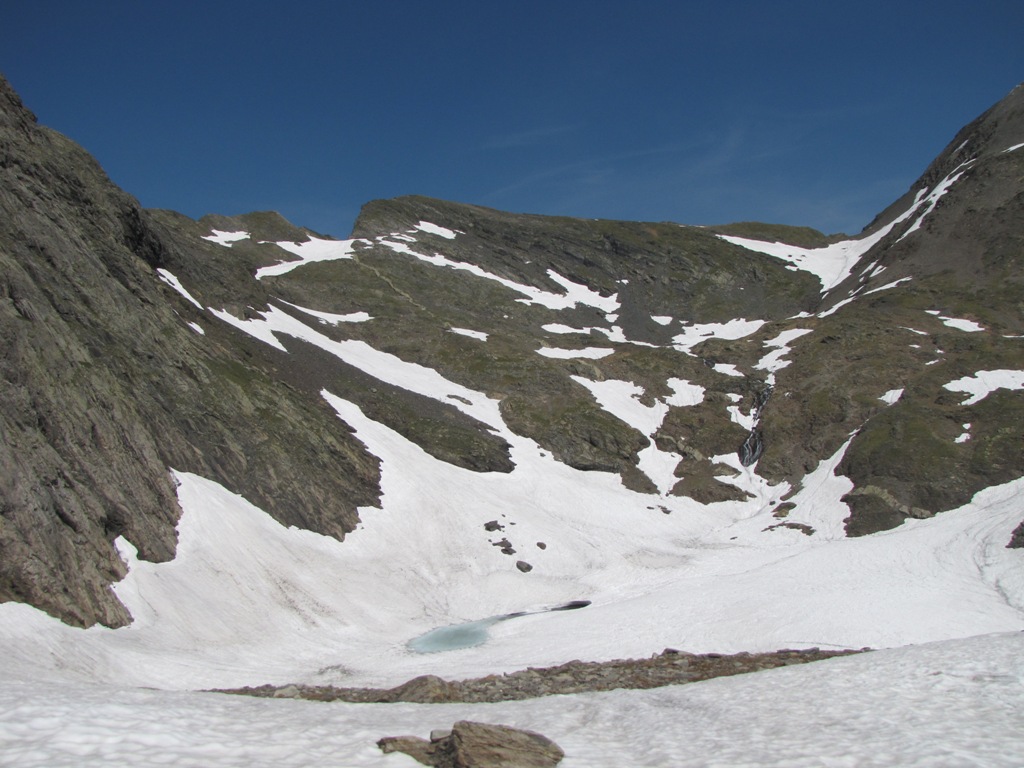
[408,616,508,653]
[407,601,590,653]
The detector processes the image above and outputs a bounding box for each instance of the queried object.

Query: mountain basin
[408,600,591,653]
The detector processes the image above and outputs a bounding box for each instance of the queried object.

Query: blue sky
[3,1,1022,237]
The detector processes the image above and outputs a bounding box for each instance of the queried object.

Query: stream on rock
[408,600,591,653]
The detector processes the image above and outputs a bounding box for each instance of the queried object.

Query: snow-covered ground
[2,633,1022,767]
[0,378,1022,763]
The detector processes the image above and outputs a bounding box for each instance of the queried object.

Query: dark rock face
[378,721,564,768]
[1007,520,1024,549]
[0,75,380,627]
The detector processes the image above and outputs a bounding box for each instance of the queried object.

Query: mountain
[0,74,1023,765]
[2,75,1022,629]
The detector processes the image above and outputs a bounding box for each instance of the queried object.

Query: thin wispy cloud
[482,123,582,150]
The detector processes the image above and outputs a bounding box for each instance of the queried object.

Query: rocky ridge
[218,646,864,704]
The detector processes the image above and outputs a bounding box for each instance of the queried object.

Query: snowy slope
[2,632,1022,767]
[1,380,1021,693]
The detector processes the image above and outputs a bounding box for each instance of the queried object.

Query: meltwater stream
[408,600,591,653]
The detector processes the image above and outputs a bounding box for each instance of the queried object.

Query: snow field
[1,631,1021,767]
[943,369,1024,405]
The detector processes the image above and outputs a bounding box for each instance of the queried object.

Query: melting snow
[156,269,203,309]
[202,229,250,247]
[713,363,744,377]
[672,318,766,355]
[537,346,614,359]
[1,375,1023,765]
[651,315,672,326]
[209,305,504,429]
[414,221,458,239]
[897,161,974,243]
[187,322,205,335]
[755,328,812,373]
[450,327,488,341]
[956,423,972,444]
[943,370,1024,405]
[720,186,934,293]
[256,237,366,279]
[880,388,904,405]
[864,276,912,295]
[1003,142,1024,153]
[279,301,371,325]
[926,310,986,333]
[402,245,620,313]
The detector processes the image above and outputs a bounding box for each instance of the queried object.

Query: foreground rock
[378,720,564,767]
[221,646,865,704]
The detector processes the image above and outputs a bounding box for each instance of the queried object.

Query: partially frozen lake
[408,601,591,653]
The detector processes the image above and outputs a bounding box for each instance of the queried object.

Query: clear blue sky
[3,1,1022,237]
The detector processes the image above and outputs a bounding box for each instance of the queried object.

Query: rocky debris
[492,538,515,555]
[549,600,590,611]
[515,560,533,573]
[483,520,504,532]
[378,720,564,767]
[763,522,815,536]
[221,646,865,705]
[1007,520,1024,549]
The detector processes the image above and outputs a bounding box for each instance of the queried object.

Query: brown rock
[377,735,435,766]
[445,721,564,768]
[380,721,564,767]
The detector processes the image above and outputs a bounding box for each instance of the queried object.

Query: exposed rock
[223,646,865,705]
[386,674,458,703]
[1007,520,1024,549]
[0,74,380,627]
[516,560,533,573]
[379,721,564,768]
[377,735,435,765]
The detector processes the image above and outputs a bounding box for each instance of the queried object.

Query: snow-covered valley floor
[2,633,1022,767]
[1,389,1022,765]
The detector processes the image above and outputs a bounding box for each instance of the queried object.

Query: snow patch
[672,318,766,355]
[926,310,986,333]
[279,301,371,325]
[755,328,812,373]
[450,327,489,341]
[720,187,929,293]
[897,161,974,243]
[713,363,744,378]
[943,370,1024,405]
[202,229,250,247]
[880,388,904,405]
[156,269,203,309]
[256,237,366,279]
[414,221,458,239]
[536,346,614,359]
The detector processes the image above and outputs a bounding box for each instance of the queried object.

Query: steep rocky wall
[0,76,380,627]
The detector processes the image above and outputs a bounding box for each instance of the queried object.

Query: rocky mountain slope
[1,73,1022,631]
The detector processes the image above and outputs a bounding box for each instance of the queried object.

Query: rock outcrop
[378,720,564,767]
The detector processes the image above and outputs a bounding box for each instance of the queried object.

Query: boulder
[379,721,564,767]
